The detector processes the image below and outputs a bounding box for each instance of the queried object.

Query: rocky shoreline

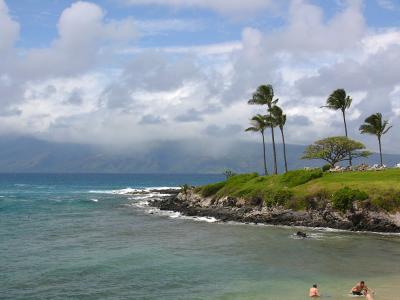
[150,189,400,233]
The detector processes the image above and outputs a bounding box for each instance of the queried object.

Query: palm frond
[245,127,259,132]
[360,113,392,137]
[359,124,376,135]
[324,89,352,112]
[269,105,286,128]
[247,84,278,108]
[245,114,268,133]
[382,125,393,135]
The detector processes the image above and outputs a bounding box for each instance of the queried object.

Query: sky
[0,0,400,154]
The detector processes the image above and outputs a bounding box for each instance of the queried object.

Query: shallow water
[1,174,399,300]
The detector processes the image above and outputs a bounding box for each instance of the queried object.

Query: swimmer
[309,284,320,298]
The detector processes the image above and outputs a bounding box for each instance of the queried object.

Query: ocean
[1,173,400,300]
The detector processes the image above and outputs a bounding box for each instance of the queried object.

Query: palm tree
[248,84,279,174]
[359,113,392,166]
[245,114,269,175]
[270,105,288,173]
[322,89,353,165]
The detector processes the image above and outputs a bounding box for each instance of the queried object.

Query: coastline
[149,189,400,233]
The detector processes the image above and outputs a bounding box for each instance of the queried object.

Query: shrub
[200,182,226,197]
[181,184,190,195]
[331,187,368,212]
[265,189,294,207]
[303,189,330,210]
[280,169,323,187]
[370,191,400,212]
[286,189,329,211]
[322,164,331,172]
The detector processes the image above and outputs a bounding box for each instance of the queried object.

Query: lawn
[196,168,400,212]
[294,169,400,196]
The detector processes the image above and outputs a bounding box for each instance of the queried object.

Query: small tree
[302,136,371,167]
[269,105,288,173]
[322,89,353,165]
[245,114,269,175]
[359,113,392,166]
[248,84,279,174]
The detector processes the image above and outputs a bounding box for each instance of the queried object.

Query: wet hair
[313,284,317,288]
[360,281,365,284]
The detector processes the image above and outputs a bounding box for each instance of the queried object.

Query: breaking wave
[88,187,180,195]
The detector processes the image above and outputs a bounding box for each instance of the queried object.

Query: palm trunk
[280,127,288,173]
[378,136,383,166]
[261,131,268,175]
[270,126,278,175]
[342,110,352,166]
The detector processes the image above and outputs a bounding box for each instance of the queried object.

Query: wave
[147,208,218,223]
[127,193,172,200]
[88,187,180,195]
[222,221,400,237]
[127,199,218,223]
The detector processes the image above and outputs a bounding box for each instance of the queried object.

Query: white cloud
[377,0,399,11]
[135,18,204,35]
[16,1,137,79]
[0,0,19,55]
[268,0,366,53]
[122,0,276,16]
[362,29,400,54]
[0,0,137,115]
[121,41,242,56]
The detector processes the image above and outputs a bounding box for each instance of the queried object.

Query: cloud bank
[0,0,399,155]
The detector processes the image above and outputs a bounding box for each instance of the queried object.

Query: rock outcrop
[151,190,400,233]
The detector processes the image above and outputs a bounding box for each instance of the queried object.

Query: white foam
[192,216,218,223]
[89,188,141,195]
[130,193,171,199]
[141,207,218,223]
[175,214,218,223]
[88,187,180,195]
[90,198,99,202]
[221,221,400,236]
[147,187,181,190]
[131,200,150,208]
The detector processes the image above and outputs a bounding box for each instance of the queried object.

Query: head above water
[313,284,317,288]
[360,281,365,287]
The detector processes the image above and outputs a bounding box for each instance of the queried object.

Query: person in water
[309,284,320,297]
[351,281,369,296]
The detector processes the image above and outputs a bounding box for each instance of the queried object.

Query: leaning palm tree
[248,84,279,174]
[270,105,288,173]
[359,113,392,166]
[245,114,268,175]
[322,89,353,165]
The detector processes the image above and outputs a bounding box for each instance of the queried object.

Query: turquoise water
[1,174,400,300]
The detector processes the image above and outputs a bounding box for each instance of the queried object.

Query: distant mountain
[0,136,399,173]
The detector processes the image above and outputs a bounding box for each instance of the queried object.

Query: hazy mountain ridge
[0,136,399,173]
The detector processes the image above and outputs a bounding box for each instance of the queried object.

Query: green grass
[196,169,400,212]
[293,169,400,197]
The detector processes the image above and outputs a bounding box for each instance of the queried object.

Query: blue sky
[1,0,400,154]
[8,0,400,48]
